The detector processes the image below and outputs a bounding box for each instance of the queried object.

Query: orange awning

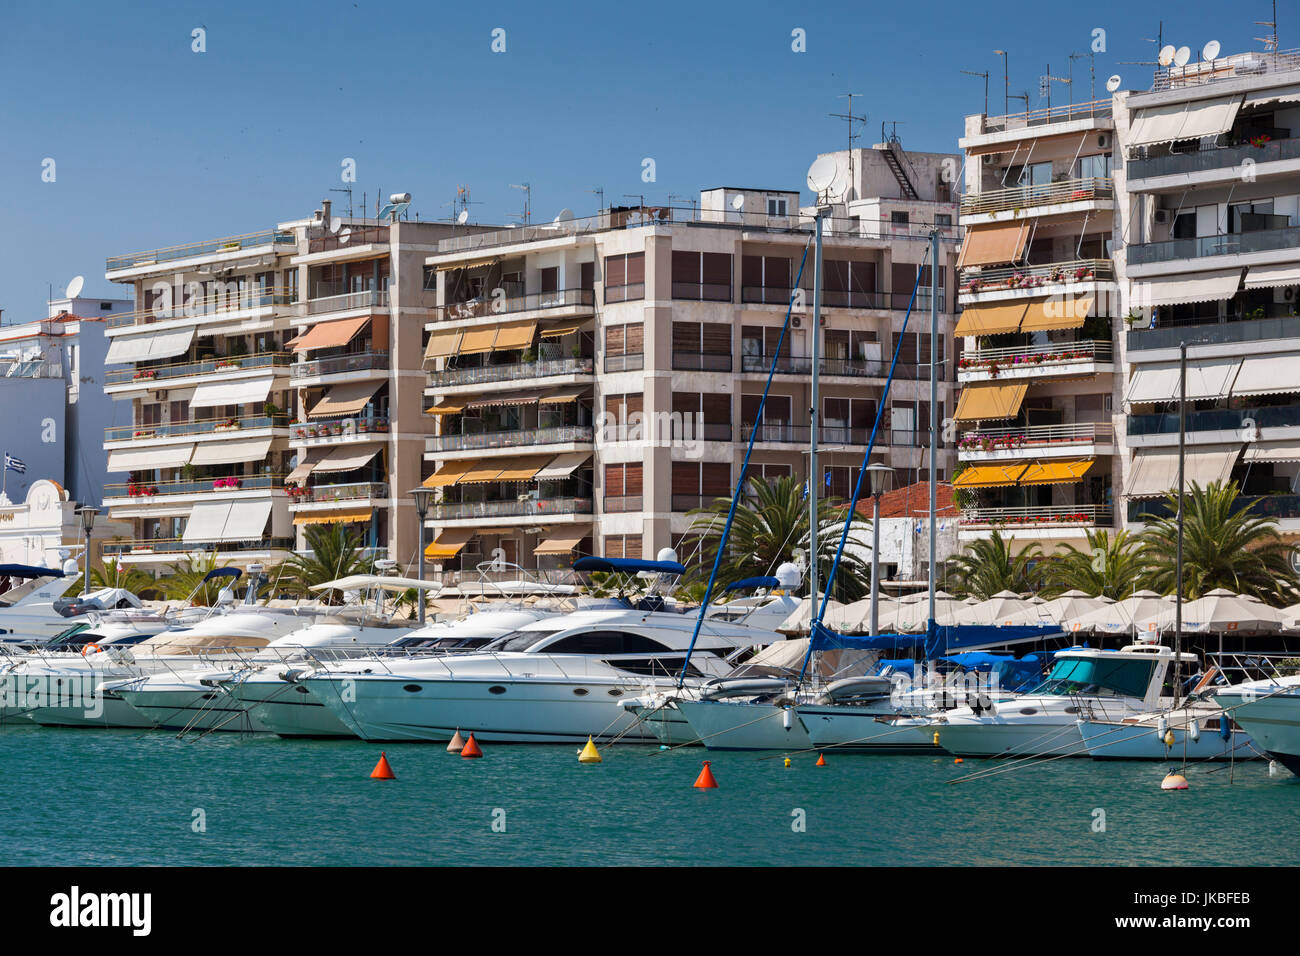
[1018,459,1095,485]
[494,456,554,481]
[953,382,1028,421]
[423,328,463,362]
[456,325,499,355]
[952,463,1029,488]
[1020,295,1094,333]
[290,316,372,352]
[534,528,591,555]
[459,461,507,484]
[293,509,373,526]
[956,221,1030,269]
[422,459,478,488]
[425,527,476,559]
[491,321,537,351]
[953,301,1030,337]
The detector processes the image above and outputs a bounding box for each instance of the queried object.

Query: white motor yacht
[1212,675,1300,775]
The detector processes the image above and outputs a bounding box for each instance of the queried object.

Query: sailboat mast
[809,212,825,618]
[1174,341,1186,707]
[928,229,939,628]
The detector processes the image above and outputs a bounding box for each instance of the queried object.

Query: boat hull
[797,707,939,753]
[224,679,353,738]
[1214,691,1300,774]
[934,718,1086,758]
[674,698,812,751]
[1076,718,1261,761]
[117,687,265,733]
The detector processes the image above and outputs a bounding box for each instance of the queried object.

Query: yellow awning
[956,221,1030,269]
[422,459,478,488]
[491,321,536,351]
[425,399,471,416]
[534,528,591,555]
[466,391,543,409]
[460,461,506,483]
[1018,459,1095,485]
[953,464,1029,488]
[290,316,371,353]
[953,301,1030,337]
[457,326,499,355]
[436,257,499,273]
[293,509,373,526]
[423,328,463,362]
[306,380,382,419]
[1020,295,1093,333]
[539,322,584,338]
[425,527,476,559]
[953,382,1028,421]
[494,455,555,481]
[538,385,589,405]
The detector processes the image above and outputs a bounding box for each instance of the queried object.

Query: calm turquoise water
[0,723,1295,866]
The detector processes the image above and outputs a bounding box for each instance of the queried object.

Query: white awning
[1244,263,1300,290]
[106,444,195,471]
[1135,269,1242,306]
[223,500,273,540]
[535,452,591,480]
[1125,365,1182,405]
[1244,443,1300,463]
[190,377,275,409]
[189,438,274,466]
[1232,355,1300,398]
[182,501,234,542]
[1124,359,1240,404]
[313,443,384,474]
[1126,446,1241,498]
[1128,94,1242,147]
[104,327,195,365]
[1245,83,1300,107]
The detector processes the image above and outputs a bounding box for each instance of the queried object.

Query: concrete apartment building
[101,201,466,572]
[419,144,962,575]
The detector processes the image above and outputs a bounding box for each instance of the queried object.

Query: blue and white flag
[4,454,25,475]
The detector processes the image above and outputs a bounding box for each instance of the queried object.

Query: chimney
[322,199,332,224]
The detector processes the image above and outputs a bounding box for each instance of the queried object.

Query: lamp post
[75,505,99,595]
[409,487,435,624]
[864,464,892,637]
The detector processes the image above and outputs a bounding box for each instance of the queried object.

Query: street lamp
[75,505,99,596]
[863,464,892,636]
[409,487,435,624]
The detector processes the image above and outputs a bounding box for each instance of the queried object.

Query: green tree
[685,474,873,601]
[1042,528,1148,599]
[155,553,240,605]
[1138,480,1300,604]
[68,559,163,600]
[278,522,372,604]
[947,529,1042,599]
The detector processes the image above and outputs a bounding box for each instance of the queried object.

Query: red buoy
[461,733,483,759]
[694,760,718,789]
[370,751,396,780]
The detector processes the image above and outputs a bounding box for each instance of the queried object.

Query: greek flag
[4,454,25,474]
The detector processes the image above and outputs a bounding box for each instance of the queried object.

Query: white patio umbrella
[953,589,1035,626]
[1069,589,1170,636]
[893,590,966,632]
[1004,589,1111,631]
[823,597,899,634]
[777,596,845,635]
[1132,588,1286,635]
[1280,601,1300,631]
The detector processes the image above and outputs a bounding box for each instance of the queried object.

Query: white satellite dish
[456,209,469,225]
[554,207,574,223]
[1174,46,1191,67]
[1158,44,1176,66]
[329,216,342,234]
[1202,40,1221,61]
[730,194,746,211]
[1105,74,1122,93]
[807,155,838,193]
[338,228,352,245]
[64,275,85,299]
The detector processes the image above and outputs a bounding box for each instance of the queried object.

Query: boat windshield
[1034,656,1156,699]
[481,629,563,653]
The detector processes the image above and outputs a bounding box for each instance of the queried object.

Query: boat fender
[1220,717,1232,741]
[1188,719,1200,742]
[1156,716,1168,740]
[782,706,793,730]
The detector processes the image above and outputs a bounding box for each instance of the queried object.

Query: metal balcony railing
[431,288,595,322]
[307,225,389,254]
[290,351,390,379]
[1128,315,1300,352]
[304,289,389,315]
[959,505,1111,527]
[1128,402,1300,436]
[428,425,593,452]
[980,99,1112,134]
[106,230,295,272]
[604,283,645,304]
[740,424,922,446]
[1128,226,1300,266]
[603,353,644,373]
[671,351,733,372]
[961,177,1113,216]
[288,482,389,505]
[106,288,296,329]
[957,339,1112,373]
[961,259,1113,291]
[290,417,390,441]
[740,353,925,379]
[106,351,293,386]
[429,497,593,520]
[603,495,643,514]
[1128,494,1300,523]
[106,415,289,442]
[671,281,733,302]
[1147,49,1300,93]
[104,475,285,500]
[958,421,1113,452]
[103,537,296,556]
[428,356,593,388]
[1129,136,1300,181]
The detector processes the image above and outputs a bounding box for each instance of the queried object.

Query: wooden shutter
[626,393,644,416]
[625,252,645,284]
[604,463,625,496]
[701,253,732,286]
[624,462,643,496]
[700,323,731,354]
[741,255,763,287]
[605,255,626,287]
[623,535,643,559]
[624,324,644,353]
[701,463,732,497]
[824,260,849,291]
[580,261,595,290]
[672,462,698,495]
[671,250,698,282]
[764,256,791,288]
[672,322,701,352]
[703,393,731,425]
[605,325,625,356]
[849,261,876,293]
[540,267,558,293]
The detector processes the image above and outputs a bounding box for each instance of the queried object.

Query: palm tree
[1042,528,1148,599]
[685,474,873,601]
[69,559,162,600]
[278,523,372,603]
[947,529,1041,599]
[1138,480,1300,604]
[155,553,238,605]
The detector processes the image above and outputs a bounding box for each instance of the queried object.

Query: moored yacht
[1212,675,1300,775]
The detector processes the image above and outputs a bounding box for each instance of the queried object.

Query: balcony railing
[740,424,922,446]
[604,353,644,373]
[106,415,289,443]
[603,495,643,514]
[672,281,733,302]
[1129,136,1300,182]
[980,99,1112,134]
[290,351,390,380]
[958,422,1113,452]
[604,283,645,304]
[103,537,296,556]
[104,475,285,500]
[1129,402,1300,436]
[428,356,593,388]
[961,177,1113,216]
[288,482,389,505]
[962,259,1113,291]
[290,417,390,441]
[106,230,295,272]
[671,494,725,512]
[1147,49,1300,93]
[428,425,593,452]
[741,353,924,379]
[960,505,1111,527]
[106,288,295,329]
[1128,494,1300,523]
[1129,226,1300,266]
[305,289,389,315]
[431,288,595,323]
[1128,315,1300,352]
[430,497,593,521]
[957,339,1112,374]
[671,351,733,372]
[106,351,293,386]
[307,225,389,254]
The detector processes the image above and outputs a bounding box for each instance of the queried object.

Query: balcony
[103,537,296,558]
[304,289,389,316]
[1129,226,1300,267]
[672,351,733,372]
[672,281,732,302]
[287,482,389,508]
[106,230,295,273]
[603,495,643,513]
[427,356,593,389]
[106,288,295,330]
[429,497,593,521]
[431,288,595,323]
[958,422,1113,459]
[959,504,1111,529]
[978,99,1112,135]
[106,415,289,444]
[1128,494,1300,523]
[1129,137,1300,184]
[740,354,922,380]
[957,340,1112,381]
[1128,315,1300,352]
[306,225,389,254]
[740,424,924,447]
[961,178,1113,218]
[105,351,293,388]
[290,351,390,381]
[104,475,285,504]
[1129,402,1300,437]
[289,417,390,444]
[428,425,594,453]
[961,259,1113,294]
[741,288,944,312]
[604,283,644,304]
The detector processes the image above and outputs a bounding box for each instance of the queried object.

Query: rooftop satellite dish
[456,209,469,225]
[338,228,352,245]
[1106,74,1122,93]
[329,216,342,234]
[64,275,84,299]
[730,194,746,211]
[1158,44,1176,66]
[807,155,838,193]
[1202,40,1221,61]
[554,207,574,223]
[1174,46,1191,67]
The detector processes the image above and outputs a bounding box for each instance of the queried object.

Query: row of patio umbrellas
[777,589,1300,637]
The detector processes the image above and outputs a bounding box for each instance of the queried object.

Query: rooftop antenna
[1040,63,1070,110]
[329,186,354,219]
[1120,23,1164,67]
[509,182,532,224]
[961,69,990,116]
[589,186,605,211]
[1010,90,1030,112]
[1069,51,1095,102]
[993,50,1010,114]
[829,93,867,202]
[443,185,481,223]
[1256,0,1278,51]
[65,275,85,300]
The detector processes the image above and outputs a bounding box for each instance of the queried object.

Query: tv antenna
[1121,23,1164,66]
[961,69,990,116]
[1069,51,1095,102]
[1039,63,1070,110]
[329,186,354,219]
[589,186,605,211]
[829,92,867,202]
[1256,0,1278,51]
[509,182,532,224]
[444,185,481,223]
[1009,90,1030,112]
[994,50,1010,114]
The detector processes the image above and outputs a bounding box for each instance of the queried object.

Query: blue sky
[0,0,1272,318]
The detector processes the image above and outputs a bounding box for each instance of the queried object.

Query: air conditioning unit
[982,154,998,166]
[1153,209,1171,225]
[1097,133,1110,149]
[1274,285,1297,304]
[155,390,168,401]
[791,316,803,328]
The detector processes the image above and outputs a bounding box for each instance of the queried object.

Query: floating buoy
[1163,729,1176,748]
[659,744,669,751]
[1161,772,1188,790]
[578,736,602,763]
[447,729,465,753]
[369,751,396,780]
[461,734,483,759]
[933,731,940,746]
[1269,760,1284,776]
[783,757,791,768]
[815,753,826,766]
[694,760,718,789]
[954,758,964,764]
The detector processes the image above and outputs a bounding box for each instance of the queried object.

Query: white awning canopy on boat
[310,575,445,592]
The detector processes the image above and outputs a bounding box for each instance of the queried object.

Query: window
[741,255,792,303]
[890,211,910,224]
[817,259,876,307]
[1172,212,1197,240]
[672,461,731,511]
[604,324,644,372]
[422,266,437,292]
[1075,153,1111,181]
[169,400,189,424]
[604,393,644,441]
[604,253,645,303]
[604,462,644,511]
[671,251,732,301]
[935,213,953,227]
[580,261,595,291]
[484,628,563,653]
[672,392,731,440]
[767,196,788,217]
[671,322,732,370]
[604,534,642,559]
[539,266,559,294]
[741,393,793,442]
[543,630,671,654]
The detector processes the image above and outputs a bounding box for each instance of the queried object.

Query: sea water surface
[0,724,1295,866]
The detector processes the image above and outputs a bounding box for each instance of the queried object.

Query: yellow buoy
[783,757,791,768]
[1163,729,1176,748]
[578,736,602,763]
[933,731,941,746]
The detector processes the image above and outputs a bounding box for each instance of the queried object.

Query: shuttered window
[604,253,645,303]
[672,251,733,301]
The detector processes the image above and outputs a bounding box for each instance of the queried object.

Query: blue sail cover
[724,576,781,592]
[573,557,687,576]
[0,564,64,579]
[202,567,242,582]
[810,620,1062,656]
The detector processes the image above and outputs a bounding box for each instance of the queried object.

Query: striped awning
[1020,295,1092,332]
[422,459,478,488]
[293,509,373,526]
[953,301,1029,337]
[953,463,1028,488]
[534,528,590,555]
[1018,459,1095,486]
[425,527,476,559]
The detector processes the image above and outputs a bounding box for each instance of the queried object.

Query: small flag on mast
[4,454,25,475]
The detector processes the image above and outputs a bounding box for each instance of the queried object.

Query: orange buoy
[694,760,718,789]
[815,753,826,766]
[1161,772,1188,790]
[447,729,465,753]
[461,733,483,759]
[954,758,964,764]
[369,751,396,780]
